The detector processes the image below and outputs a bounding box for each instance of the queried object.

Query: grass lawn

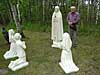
[0,29,100,75]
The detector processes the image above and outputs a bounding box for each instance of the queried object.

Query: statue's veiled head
[62,33,72,50]
[63,33,70,40]
[54,6,60,12]
[14,33,22,40]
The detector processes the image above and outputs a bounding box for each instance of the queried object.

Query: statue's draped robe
[51,10,63,42]
[59,33,79,74]
[54,33,79,74]
[8,33,28,71]
[4,29,17,59]
[16,40,26,58]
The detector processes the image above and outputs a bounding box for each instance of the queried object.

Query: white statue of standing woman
[8,33,29,71]
[54,33,79,74]
[51,6,63,47]
[4,29,17,59]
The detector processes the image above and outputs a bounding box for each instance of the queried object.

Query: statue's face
[14,33,21,40]
[54,6,59,12]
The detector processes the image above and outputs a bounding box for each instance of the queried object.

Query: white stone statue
[4,29,17,59]
[8,33,29,71]
[51,6,63,47]
[54,33,79,74]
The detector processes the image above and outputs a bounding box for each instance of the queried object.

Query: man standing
[67,6,80,47]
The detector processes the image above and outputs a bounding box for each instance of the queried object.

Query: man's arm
[67,12,73,25]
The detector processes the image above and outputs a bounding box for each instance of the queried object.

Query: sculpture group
[51,6,79,74]
[2,5,79,74]
[3,29,29,71]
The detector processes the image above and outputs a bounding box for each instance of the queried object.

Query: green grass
[0,25,100,75]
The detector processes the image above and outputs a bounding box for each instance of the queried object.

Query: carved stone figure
[51,6,63,47]
[8,33,29,71]
[54,33,79,74]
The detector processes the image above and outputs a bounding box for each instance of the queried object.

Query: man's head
[54,6,60,12]
[70,6,76,12]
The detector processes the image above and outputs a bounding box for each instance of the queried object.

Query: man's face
[71,8,76,12]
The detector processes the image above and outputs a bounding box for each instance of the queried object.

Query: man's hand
[68,22,72,25]
[68,22,74,27]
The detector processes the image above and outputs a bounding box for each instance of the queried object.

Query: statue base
[51,41,61,48]
[59,62,79,74]
[8,62,29,71]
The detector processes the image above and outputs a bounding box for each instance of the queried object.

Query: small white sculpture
[4,29,17,59]
[51,6,63,47]
[54,33,79,74]
[8,33,29,71]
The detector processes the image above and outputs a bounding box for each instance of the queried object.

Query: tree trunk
[10,4,20,32]
[96,0,99,25]
[10,1,25,38]
[28,0,32,21]
[43,0,45,24]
